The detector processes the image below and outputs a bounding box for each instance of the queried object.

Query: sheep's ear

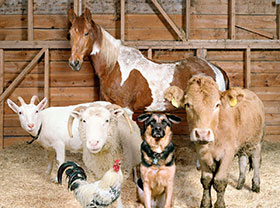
[70,110,82,119]
[7,99,19,113]
[37,97,48,111]
[164,86,185,108]
[111,108,124,118]
[166,114,182,124]
[137,113,152,123]
[68,8,76,23]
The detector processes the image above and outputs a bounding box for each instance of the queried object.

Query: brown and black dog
[135,113,181,208]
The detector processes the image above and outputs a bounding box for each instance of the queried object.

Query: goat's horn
[67,106,88,138]
[17,97,26,105]
[30,95,39,104]
[107,104,133,134]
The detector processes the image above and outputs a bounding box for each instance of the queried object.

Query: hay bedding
[0,138,279,208]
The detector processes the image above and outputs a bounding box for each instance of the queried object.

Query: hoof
[252,180,260,193]
[214,201,225,208]
[236,178,245,190]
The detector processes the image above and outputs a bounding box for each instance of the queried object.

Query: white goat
[7,96,109,177]
[68,103,142,180]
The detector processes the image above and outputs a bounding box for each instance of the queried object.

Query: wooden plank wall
[1,1,280,146]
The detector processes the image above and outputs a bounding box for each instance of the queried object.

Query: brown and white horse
[68,8,229,115]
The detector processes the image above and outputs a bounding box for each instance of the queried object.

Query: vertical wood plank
[74,0,79,16]
[196,48,207,59]
[44,48,49,107]
[0,49,4,149]
[121,0,125,42]
[228,0,235,39]
[28,0,33,41]
[277,4,280,39]
[185,0,190,40]
[148,48,153,59]
[245,47,251,88]
[78,0,83,16]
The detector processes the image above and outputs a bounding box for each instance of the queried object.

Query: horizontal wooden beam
[0,40,280,50]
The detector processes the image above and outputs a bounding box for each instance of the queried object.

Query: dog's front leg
[143,182,152,208]
[164,165,176,208]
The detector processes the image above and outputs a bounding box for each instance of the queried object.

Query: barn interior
[0,0,279,208]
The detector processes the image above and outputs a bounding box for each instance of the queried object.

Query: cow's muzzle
[191,128,214,143]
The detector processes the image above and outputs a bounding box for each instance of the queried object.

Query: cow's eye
[215,102,220,108]
[185,103,191,108]
[85,32,89,36]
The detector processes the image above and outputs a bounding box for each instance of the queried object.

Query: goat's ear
[37,97,48,111]
[111,108,124,118]
[70,110,82,119]
[84,8,92,22]
[166,114,182,124]
[7,99,19,113]
[68,8,76,23]
[137,114,152,123]
[164,86,185,108]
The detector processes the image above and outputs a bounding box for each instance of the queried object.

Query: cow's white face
[184,77,221,143]
[73,106,124,153]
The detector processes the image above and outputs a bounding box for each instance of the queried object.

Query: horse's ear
[84,8,92,22]
[68,8,76,23]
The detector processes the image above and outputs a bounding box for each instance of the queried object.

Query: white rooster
[57,160,123,208]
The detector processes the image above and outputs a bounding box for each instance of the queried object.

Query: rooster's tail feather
[57,161,87,190]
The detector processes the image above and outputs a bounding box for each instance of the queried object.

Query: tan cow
[164,76,265,208]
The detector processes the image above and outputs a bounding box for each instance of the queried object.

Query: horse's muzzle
[68,60,82,71]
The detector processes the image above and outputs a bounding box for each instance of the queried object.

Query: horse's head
[68,8,102,71]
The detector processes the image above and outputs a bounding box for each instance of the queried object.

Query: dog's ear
[166,114,182,124]
[137,113,152,123]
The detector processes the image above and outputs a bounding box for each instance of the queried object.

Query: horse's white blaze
[118,46,177,111]
[202,59,226,92]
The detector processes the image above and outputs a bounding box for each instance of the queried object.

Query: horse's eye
[85,32,89,36]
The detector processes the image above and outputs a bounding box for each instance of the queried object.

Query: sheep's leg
[46,150,56,175]
[200,172,213,208]
[237,154,247,190]
[251,143,261,193]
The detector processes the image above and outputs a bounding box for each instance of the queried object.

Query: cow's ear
[137,114,152,123]
[68,8,76,24]
[223,87,245,107]
[166,114,182,124]
[164,86,185,108]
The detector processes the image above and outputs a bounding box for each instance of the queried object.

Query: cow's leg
[237,154,247,190]
[251,143,262,193]
[200,172,213,208]
[213,179,227,208]
[213,152,234,208]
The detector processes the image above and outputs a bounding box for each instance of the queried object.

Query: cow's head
[165,77,244,144]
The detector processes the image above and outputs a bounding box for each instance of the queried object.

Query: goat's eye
[36,110,39,113]
[82,119,86,123]
[106,119,109,123]
[85,32,89,36]
[19,111,22,115]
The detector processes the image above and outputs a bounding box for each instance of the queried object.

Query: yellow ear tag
[230,98,237,107]
[171,98,179,108]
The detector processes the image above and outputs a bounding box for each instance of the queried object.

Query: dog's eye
[162,120,167,126]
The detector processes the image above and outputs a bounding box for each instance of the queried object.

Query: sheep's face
[75,106,124,154]
[7,97,47,134]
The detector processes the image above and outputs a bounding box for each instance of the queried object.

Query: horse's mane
[100,28,121,69]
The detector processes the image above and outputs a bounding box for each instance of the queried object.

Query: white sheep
[68,103,142,180]
[7,96,109,177]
